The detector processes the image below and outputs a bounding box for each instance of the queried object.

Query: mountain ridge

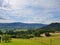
[40,22,60,31]
[0,22,46,30]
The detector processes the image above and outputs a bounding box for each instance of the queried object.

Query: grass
[51,33,60,37]
[0,37,60,45]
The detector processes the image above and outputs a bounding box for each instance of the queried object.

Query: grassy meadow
[0,37,60,45]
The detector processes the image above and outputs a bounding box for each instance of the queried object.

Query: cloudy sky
[0,0,60,24]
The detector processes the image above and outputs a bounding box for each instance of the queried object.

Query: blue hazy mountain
[0,22,46,30]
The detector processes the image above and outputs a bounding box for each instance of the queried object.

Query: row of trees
[0,29,52,38]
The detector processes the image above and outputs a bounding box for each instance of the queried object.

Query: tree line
[0,29,54,43]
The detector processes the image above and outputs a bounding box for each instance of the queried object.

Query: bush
[19,34,34,39]
[20,34,30,39]
[11,35,16,38]
[29,35,34,38]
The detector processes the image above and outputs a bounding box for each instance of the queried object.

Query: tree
[2,35,11,43]
[0,37,1,43]
[34,31,41,37]
[0,30,3,35]
[45,32,51,37]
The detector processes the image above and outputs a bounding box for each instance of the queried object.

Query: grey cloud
[0,17,6,20]
[0,0,4,7]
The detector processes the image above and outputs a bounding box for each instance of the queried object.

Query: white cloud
[0,0,29,10]
[1,0,59,10]
[0,0,60,24]
[0,19,14,23]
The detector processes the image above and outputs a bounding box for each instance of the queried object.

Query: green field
[0,37,60,45]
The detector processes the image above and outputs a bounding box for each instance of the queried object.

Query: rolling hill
[40,23,60,31]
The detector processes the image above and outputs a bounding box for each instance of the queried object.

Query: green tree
[45,32,51,37]
[2,35,11,43]
[0,30,3,35]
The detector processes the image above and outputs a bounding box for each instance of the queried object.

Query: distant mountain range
[0,22,60,31]
[0,22,46,30]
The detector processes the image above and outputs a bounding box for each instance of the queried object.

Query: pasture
[0,37,60,45]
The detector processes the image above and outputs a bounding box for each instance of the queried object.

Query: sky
[0,0,60,24]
